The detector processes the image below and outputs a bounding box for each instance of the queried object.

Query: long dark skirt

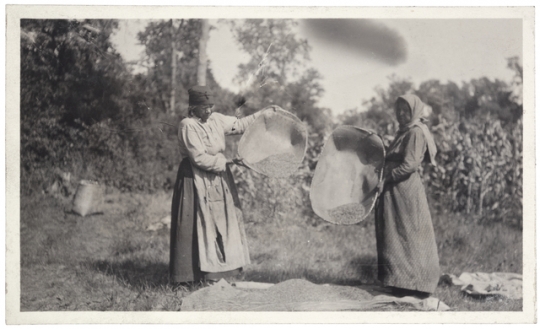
[169,158,241,283]
[375,171,440,294]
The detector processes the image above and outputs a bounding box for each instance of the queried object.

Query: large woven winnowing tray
[310,126,385,224]
[237,105,308,178]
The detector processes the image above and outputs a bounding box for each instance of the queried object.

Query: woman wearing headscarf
[375,94,440,299]
[170,86,261,285]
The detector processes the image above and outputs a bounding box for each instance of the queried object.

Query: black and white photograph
[5,4,536,324]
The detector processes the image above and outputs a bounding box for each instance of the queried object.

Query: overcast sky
[111,18,522,115]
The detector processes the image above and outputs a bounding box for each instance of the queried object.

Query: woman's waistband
[177,157,194,178]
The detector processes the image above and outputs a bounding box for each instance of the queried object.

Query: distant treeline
[20,19,523,228]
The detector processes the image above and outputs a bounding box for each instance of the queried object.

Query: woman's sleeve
[217,112,262,135]
[180,124,227,173]
[388,128,426,182]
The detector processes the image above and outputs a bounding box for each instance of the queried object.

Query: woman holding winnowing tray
[169,86,262,285]
[375,94,441,299]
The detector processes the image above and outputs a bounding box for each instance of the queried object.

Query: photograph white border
[5,4,536,324]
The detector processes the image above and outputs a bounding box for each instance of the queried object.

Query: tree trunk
[197,19,210,86]
[478,177,484,216]
[466,177,472,214]
[478,170,493,216]
[170,19,184,115]
[170,19,177,115]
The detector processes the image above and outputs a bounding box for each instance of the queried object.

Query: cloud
[301,19,408,66]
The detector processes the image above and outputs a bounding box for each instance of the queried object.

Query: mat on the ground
[181,279,449,311]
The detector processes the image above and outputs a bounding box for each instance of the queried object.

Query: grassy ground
[20,191,522,311]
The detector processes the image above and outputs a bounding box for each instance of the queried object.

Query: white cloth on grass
[441,272,522,299]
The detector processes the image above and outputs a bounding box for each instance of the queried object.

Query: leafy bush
[338,66,523,227]
[427,116,522,227]
[20,19,523,231]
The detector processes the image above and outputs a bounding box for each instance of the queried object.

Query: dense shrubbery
[339,69,523,227]
[427,116,522,227]
[20,19,523,229]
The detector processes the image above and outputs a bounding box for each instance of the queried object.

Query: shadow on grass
[456,290,520,304]
[89,253,379,291]
[244,254,378,287]
[90,260,170,290]
[243,270,364,286]
[348,255,378,283]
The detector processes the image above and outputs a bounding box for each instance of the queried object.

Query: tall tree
[506,56,523,119]
[229,19,331,133]
[139,20,199,115]
[225,19,333,219]
[20,19,148,191]
[21,19,129,125]
[169,19,184,115]
[197,19,210,86]
[138,19,222,116]
[232,19,310,87]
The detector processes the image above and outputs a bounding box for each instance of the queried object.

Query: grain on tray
[327,203,366,224]
[254,153,300,178]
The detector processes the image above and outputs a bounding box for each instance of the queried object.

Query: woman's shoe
[391,287,431,299]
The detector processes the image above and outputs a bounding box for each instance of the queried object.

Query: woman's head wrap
[396,94,438,165]
[188,86,214,106]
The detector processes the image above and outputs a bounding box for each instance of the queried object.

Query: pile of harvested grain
[181,279,450,311]
[181,279,373,311]
[258,279,372,305]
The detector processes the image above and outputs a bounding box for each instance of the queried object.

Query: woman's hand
[262,106,278,119]
[377,168,392,194]
[216,153,227,161]
[226,157,246,167]
[233,157,246,167]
